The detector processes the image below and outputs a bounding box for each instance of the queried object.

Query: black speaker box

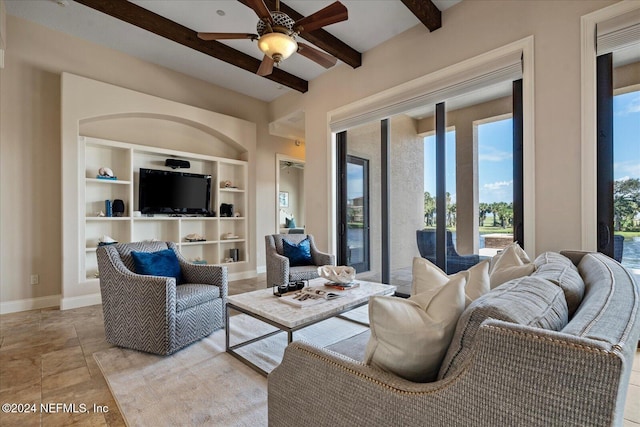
[112,199,125,217]
[220,203,234,217]
[165,159,190,169]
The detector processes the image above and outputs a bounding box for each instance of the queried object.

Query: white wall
[269,0,617,256]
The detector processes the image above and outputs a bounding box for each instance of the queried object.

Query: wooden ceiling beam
[400,0,441,32]
[238,0,362,69]
[73,0,308,93]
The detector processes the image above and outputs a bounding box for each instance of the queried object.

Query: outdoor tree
[424,191,435,227]
[614,178,640,231]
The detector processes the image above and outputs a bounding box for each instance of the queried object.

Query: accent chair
[265,234,335,288]
[96,241,227,355]
[416,229,489,274]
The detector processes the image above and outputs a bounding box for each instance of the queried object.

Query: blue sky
[424,121,514,204]
[614,91,640,181]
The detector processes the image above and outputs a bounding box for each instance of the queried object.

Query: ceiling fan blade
[246,0,274,25]
[197,32,258,41]
[294,1,348,33]
[257,55,275,76]
[297,42,337,68]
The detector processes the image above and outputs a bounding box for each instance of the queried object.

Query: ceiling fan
[197,0,348,77]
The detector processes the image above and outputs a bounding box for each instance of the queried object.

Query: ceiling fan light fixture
[258,32,298,63]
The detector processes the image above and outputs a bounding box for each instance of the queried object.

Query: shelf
[81,136,248,281]
[86,216,131,221]
[182,240,219,246]
[86,178,131,185]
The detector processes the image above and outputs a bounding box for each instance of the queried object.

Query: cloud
[614,161,640,179]
[479,146,512,162]
[480,180,513,203]
[615,93,640,116]
[483,180,513,191]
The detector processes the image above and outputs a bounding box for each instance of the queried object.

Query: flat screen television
[139,168,212,215]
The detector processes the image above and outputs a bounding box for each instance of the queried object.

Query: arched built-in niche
[80,113,248,160]
[61,73,256,309]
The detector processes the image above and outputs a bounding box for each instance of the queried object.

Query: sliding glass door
[597,49,640,268]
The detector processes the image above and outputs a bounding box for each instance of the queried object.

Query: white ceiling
[6,0,461,102]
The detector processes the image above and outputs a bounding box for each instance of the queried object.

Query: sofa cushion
[175,284,220,312]
[532,263,585,316]
[412,257,490,307]
[562,253,639,345]
[534,251,579,272]
[364,273,466,382]
[489,242,535,288]
[438,276,569,380]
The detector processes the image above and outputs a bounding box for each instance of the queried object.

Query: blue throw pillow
[283,238,312,266]
[131,249,183,284]
[285,218,297,229]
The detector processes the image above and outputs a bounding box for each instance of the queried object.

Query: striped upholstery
[96,241,227,355]
[265,234,335,288]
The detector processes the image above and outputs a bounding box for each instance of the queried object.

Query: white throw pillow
[412,257,490,307]
[364,275,466,382]
[489,242,535,288]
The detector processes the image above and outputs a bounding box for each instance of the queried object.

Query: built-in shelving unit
[82,136,248,282]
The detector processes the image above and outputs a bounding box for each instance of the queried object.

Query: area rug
[94,307,369,427]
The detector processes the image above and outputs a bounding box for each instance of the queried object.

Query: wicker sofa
[268,251,640,426]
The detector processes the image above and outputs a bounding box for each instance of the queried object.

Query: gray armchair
[96,241,227,355]
[265,234,335,288]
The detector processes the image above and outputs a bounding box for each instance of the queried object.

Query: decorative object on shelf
[185,233,206,242]
[98,235,118,246]
[234,211,241,217]
[317,265,356,285]
[230,248,239,262]
[220,203,234,217]
[191,257,207,265]
[222,232,239,240]
[224,257,234,263]
[279,191,289,207]
[221,180,232,188]
[97,210,105,217]
[105,200,113,217]
[133,211,142,217]
[112,199,125,217]
[97,167,117,180]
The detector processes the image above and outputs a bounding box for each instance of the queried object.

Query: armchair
[265,234,335,288]
[416,229,488,274]
[96,241,227,355]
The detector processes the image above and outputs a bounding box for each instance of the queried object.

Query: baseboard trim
[228,270,258,281]
[60,293,102,310]
[0,294,61,314]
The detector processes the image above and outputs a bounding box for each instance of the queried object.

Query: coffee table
[225,278,396,376]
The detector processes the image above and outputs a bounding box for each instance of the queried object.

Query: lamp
[258,32,298,64]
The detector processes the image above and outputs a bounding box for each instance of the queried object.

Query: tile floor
[1,275,639,426]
